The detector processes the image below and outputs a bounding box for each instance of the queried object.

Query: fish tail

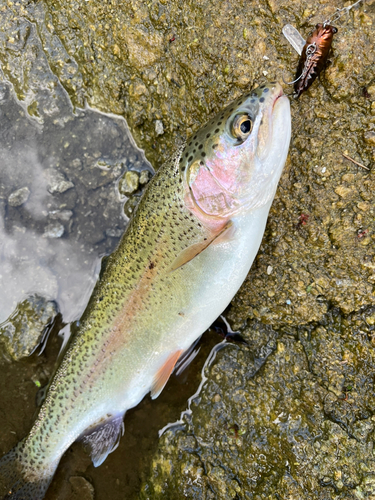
[0,439,57,500]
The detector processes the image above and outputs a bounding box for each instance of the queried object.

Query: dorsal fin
[80,414,124,467]
[169,221,234,272]
[151,350,183,399]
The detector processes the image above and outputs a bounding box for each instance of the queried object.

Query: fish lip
[272,87,287,109]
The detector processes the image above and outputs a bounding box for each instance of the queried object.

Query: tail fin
[0,439,57,500]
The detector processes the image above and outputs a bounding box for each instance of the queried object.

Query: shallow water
[0,77,150,325]
[0,320,221,500]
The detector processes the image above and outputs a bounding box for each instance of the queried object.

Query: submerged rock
[8,187,30,207]
[118,170,140,196]
[139,169,151,185]
[45,168,75,194]
[0,295,58,361]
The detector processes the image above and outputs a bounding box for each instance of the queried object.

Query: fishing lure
[282,0,365,98]
[293,23,337,98]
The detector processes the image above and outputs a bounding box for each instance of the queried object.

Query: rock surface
[141,313,375,499]
[0,295,57,361]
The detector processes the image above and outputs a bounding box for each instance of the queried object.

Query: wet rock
[364,130,375,146]
[48,209,73,221]
[139,169,151,185]
[68,476,95,500]
[43,221,64,238]
[119,170,139,196]
[45,168,74,194]
[0,295,57,361]
[105,227,124,238]
[8,187,30,207]
[79,167,114,190]
[124,196,140,218]
[142,311,375,499]
[70,158,83,170]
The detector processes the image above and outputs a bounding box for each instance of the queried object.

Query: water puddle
[0,78,151,327]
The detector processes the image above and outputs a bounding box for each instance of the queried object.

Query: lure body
[294,23,337,98]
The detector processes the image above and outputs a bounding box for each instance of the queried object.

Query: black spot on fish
[200,160,204,165]
[201,152,206,157]
[188,156,193,161]
[250,99,255,103]
[149,261,155,270]
[212,143,218,149]
[260,97,265,103]
[260,84,265,89]
[198,144,203,150]
[215,128,219,133]
[263,88,269,92]
[206,133,211,138]
[217,121,222,125]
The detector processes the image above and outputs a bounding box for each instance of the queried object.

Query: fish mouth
[263,86,291,172]
[271,90,290,123]
[272,85,287,110]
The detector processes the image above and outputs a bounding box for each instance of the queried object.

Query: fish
[294,23,337,98]
[0,81,291,500]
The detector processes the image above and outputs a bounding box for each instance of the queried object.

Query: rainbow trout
[0,81,291,499]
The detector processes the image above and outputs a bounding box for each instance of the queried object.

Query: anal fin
[80,414,124,467]
[151,350,183,399]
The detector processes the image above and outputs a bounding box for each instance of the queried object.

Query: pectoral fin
[151,350,183,399]
[80,414,125,467]
[170,221,234,272]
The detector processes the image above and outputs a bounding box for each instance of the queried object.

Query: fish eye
[231,113,253,142]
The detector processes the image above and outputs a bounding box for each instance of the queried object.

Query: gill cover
[183,83,284,221]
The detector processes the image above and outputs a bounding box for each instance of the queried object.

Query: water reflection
[0,77,151,328]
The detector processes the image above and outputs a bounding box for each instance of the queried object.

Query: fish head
[182,82,291,228]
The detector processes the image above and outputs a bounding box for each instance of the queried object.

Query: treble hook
[282,72,303,86]
[282,42,317,85]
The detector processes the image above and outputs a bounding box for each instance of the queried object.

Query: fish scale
[0,81,291,500]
